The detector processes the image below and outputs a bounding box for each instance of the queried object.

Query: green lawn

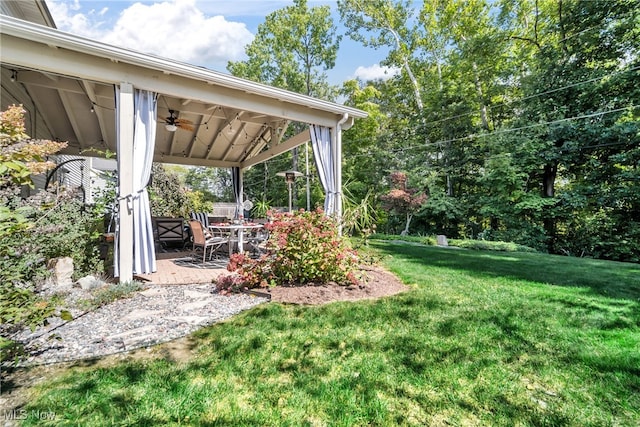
[19,242,640,426]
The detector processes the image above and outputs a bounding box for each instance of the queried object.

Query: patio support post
[117,82,134,283]
[335,113,349,234]
[239,168,244,217]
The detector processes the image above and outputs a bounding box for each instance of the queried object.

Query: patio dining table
[209,222,264,256]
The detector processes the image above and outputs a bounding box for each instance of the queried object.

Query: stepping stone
[184,289,212,299]
[107,325,160,340]
[165,315,210,325]
[122,309,166,321]
[180,299,214,310]
[140,287,168,297]
[140,297,172,309]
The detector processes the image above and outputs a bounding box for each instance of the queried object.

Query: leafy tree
[148,163,192,217]
[338,0,424,111]
[340,80,392,200]
[228,0,342,206]
[228,0,341,100]
[184,166,233,203]
[495,0,640,257]
[381,171,427,235]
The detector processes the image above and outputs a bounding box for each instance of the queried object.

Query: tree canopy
[224,0,639,262]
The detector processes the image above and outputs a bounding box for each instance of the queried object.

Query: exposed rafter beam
[242,128,311,169]
[221,122,246,161]
[154,154,238,169]
[82,80,109,147]
[57,89,85,149]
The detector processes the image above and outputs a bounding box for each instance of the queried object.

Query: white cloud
[48,0,105,39]
[353,64,400,81]
[49,0,254,69]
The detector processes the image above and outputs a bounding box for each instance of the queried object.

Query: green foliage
[0,283,56,337]
[228,0,341,100]
[369,233,437,246]
[251,199,272,219]
[0,105,100,340]
[184,189,213,215]
[77,281,144,311]
[0,190,105,339]
[222,209,360,288]
[341,187,378,238]
[380,172,427,235]
[0,336,24,363]
[184,166,232,203]
[1,104,67,188]
[370,233,537,253]
[148,163,192,217]
[335,0,639,263]
[448,239,538,253]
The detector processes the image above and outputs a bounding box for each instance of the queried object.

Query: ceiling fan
[163,110,193,132]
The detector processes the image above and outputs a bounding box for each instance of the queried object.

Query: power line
[420,65,639,128]
[350,105,636,158]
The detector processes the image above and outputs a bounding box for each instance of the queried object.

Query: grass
[16,242,640,426]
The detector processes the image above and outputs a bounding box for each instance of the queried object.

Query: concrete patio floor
[134,251,229,286]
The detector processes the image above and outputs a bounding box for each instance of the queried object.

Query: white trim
[116,83,134,282]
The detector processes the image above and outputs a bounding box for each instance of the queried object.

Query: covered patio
[1,10,366,283]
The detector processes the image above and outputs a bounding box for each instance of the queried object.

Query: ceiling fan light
[165,123,177,132]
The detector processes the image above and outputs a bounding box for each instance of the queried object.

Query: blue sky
[47,0,399,85]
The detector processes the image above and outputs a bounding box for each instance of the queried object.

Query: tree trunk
[542,162,557,198]
[472,62,490,131]
[542,161,558,251]
[292,147,299,209]
[401,213,413,236]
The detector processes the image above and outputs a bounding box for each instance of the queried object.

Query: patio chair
[154,217,189,249]
[246,227,269,257]
[188,219,229,263]
[190,212,210,229]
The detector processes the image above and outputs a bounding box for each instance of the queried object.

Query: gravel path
[9,283,268,366]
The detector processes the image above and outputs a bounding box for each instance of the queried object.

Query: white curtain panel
[232,166,241,218]
[132,90,157,274]
[310,125,335,215]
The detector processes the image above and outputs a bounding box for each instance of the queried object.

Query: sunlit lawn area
[19,242,640,426]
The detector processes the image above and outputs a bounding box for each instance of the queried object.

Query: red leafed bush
[218,208,360,290]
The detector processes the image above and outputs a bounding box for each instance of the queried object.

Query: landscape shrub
[369,233,437,246]
[220,209,360,289]
[77,280,144,310]
[448,239,537,253]
[0,105,101,339]
[369,233,536,253]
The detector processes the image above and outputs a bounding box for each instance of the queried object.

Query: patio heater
[277,170,303,212]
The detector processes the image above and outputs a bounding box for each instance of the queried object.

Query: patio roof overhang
[0,15,366,170]
[1,12,367,283]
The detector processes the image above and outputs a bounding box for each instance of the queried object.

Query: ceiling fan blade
[177,122,194,131]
